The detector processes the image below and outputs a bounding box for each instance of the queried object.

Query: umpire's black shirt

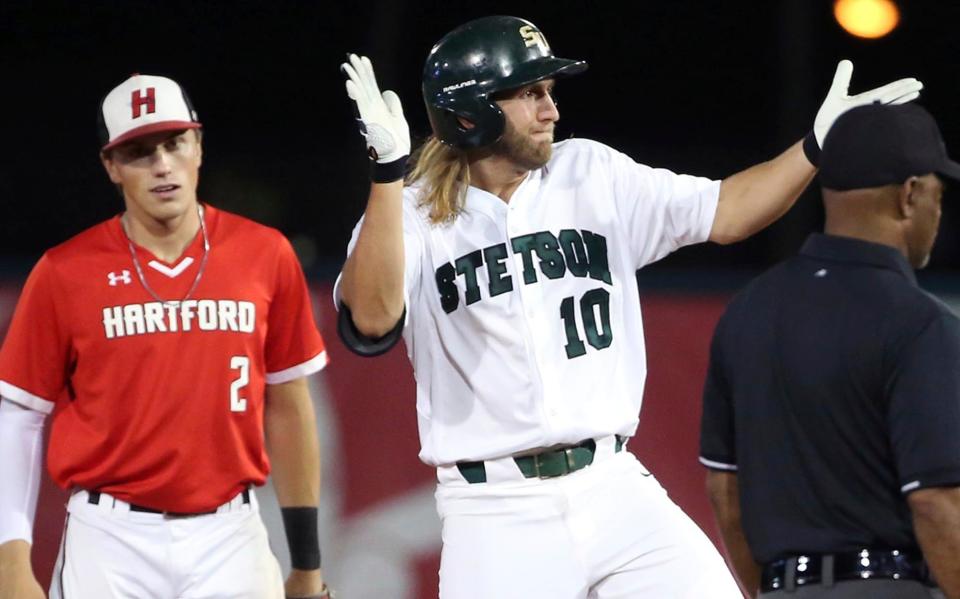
[700,233,960,564]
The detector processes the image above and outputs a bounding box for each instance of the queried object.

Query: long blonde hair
[406,136,470,224]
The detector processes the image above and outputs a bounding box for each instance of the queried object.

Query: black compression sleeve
[337,302,405,357]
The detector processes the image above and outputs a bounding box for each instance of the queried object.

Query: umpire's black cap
[819,103,960,191]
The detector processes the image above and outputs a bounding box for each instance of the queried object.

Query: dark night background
[2,0,959,285]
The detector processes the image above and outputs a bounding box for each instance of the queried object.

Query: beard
[492,121,553,170]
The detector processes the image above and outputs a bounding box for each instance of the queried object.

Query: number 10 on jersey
[559,288,613,359]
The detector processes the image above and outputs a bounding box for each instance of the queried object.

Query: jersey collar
[800,233,917,285]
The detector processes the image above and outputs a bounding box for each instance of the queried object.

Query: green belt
[456,436,627,484]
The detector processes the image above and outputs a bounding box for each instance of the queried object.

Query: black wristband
[281,507,321,570]
[371,155,408,183]
[802,130,820,167]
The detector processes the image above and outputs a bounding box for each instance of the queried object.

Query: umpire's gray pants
[759,579,944,598]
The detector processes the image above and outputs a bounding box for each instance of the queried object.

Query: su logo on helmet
[519,25,550,54]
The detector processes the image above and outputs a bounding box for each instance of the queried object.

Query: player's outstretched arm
[709,60,923,245]
[706,471,759,598]
[338,53,410,338]
[264,378,331,599]
[908,487,960,599]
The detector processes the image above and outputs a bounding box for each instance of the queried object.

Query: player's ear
[456,116,476,130]
[100,151,123,185]
[194,129,204,166]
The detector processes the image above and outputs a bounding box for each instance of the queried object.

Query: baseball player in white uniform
[335,16,923,598]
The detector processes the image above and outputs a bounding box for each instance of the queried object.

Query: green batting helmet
[422,16,587,150]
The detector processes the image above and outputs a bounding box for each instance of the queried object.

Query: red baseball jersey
[0,204,327,512]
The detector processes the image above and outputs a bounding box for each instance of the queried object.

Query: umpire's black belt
[87,489,250,517]
[761,549,932,592]
[455,435,626,484]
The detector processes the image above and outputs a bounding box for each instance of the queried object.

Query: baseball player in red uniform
[336,16,923,599]
[0,75,331,598]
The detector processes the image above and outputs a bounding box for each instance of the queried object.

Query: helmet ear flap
[428,96,506,150]
[461,99,505,149]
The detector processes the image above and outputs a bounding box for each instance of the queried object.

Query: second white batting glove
[342,53,411,182]
[804,59,922,165]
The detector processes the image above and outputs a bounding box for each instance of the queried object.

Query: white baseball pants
[435,441,743,598]
[48,488,284,599]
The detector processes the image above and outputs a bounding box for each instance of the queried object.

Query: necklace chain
[121,204,210,307]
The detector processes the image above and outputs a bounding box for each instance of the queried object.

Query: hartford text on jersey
[102,299,256,338]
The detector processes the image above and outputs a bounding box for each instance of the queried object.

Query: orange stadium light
[834,0,900,39]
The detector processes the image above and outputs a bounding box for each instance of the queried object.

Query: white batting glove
[813,59,923,147]
[341,54,411,166]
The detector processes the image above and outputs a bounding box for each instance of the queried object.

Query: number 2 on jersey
[230,356,250,412]
[560,288,613,359]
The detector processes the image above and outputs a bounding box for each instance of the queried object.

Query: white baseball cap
[98,73,201,151]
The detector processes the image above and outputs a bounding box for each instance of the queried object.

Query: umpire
[699,102,960,599]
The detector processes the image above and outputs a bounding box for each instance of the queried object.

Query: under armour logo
[131,88,156,119]
[108,270,132,286]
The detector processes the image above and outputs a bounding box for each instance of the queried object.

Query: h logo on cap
[131,88,156,119]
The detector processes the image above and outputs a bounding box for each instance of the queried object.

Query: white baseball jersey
[340,138,719,465]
